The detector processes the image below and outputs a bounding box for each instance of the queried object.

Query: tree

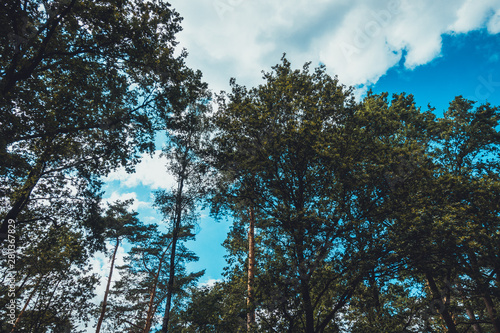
[170,281,247,332]
[376,95,500,332]
[425,97,500,332]
[212,57,384,332]
[95,200,151,333]
[0,0,186,238]
[0,223,99,332]
[154,68,211,332]
[102,225,202,333]
[103,227,172,333]
[246,206,256,330]
[325,91,439,333]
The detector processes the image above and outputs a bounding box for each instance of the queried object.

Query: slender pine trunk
[296,241,314,333]
[458,283,482,333]
[301,279,315,333]
[96,237,120,333]
[469,251,500,333]
[162,171,185,333]
[247,207,256,331]
[144,244,171,333]
[482,293,500,333]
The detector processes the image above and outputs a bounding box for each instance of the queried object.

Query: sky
[93,0,500,301]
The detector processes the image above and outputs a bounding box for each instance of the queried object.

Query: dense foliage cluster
[198,58,499,333]
[1,1,499,333]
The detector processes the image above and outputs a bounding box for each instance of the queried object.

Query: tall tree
[154,67,211,332]
[104,226,172,333]
[429,97,500,332]
[95,200,150,333]
[212,57,383,332]
[0,223,99,332]
[0,0,186,238]
[103,225,202,333]
[380,95,500,332]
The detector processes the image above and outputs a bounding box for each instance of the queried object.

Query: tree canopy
[1,2,499,331]
[0,0,186,238]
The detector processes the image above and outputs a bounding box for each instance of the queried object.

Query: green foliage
[170,281,247,333]
[0,224,99,332]
[152,69,211,332]
[103,227,202,333]
[212,57,369,332]
[2,6,500,328]
[0,0,186,238]
[208,58,500,332]
[0,1,200,331]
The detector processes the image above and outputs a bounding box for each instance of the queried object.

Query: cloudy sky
[100,0,500,289]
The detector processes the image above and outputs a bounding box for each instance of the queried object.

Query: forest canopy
[1,1,500,333]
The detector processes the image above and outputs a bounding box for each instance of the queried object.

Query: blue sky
[372,31,500,114]
[98,0,500,287]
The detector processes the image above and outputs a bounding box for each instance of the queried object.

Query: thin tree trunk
[295,240,314,333]
[144,283,158,333]
[95,237,120,333]
[162,169,186,333]
[34,278,62,332]
[144,244,171,333]
[301,278,315,333]
[247,206,256,331]
[425,272,458,333]
[162,236,177,333]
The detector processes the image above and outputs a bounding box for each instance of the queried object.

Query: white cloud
[105,150,176,190]
[318,2,404,86]
[487,9,500,33]
[169,0,500,91]
[200,278,220,288]
[103,191,149,211]
[448,0,499,33]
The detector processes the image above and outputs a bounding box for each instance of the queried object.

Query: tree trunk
[162,172,186,333]
[96,237,120,333]
[301,278,315,333]
[425,272,458,333]
[295,239,314,333]
[144,279,159,333]
[1,158,45,238]
[247,206,256,331]
[482,293,500,333]
[144,244,171,333]
[469,251,500,333]
[162,236,177,333]
[458,284,482,333]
